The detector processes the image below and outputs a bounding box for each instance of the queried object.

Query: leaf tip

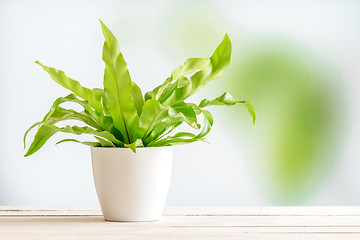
[24,151,31,157]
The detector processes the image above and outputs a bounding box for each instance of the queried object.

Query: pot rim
[90,145,173,150]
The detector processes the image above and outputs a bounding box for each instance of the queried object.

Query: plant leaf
[208,34,232,80]
[149,108,213,147]
[242,101,256,125]
[24,94,103,148]
[134,99,168,140]
[168,102,199,129]
[56,139,101,147]
[35,61,102,112]
[23,121,42,149]
[145,58,210,103]
[199,92,256,124]
[144,77,172,101]
[177,76,191,88]
[59,125,124,146]
[124,139,143,153]
[94,136,116,147]
[24,124,124,157]
[171,58,210,80]
[100,20,139,143]
[23,106,101,150]
[161,34,232,106]
[131,82,144,116]
[142,101,200,146]
[24,125,60,157]
[43,94,124,139]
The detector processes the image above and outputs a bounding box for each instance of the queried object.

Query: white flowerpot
[90,146,173,222]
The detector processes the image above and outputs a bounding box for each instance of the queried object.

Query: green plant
[24,20,255,156]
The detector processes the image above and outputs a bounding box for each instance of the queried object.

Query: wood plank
[0,215,359,227]
[1,207,359,239]
[1,206,360,216]
[0,231,359,240]
[1,224,360,233]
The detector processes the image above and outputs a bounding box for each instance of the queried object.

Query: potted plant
[24,20,255,221]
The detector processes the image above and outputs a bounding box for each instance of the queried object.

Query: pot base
[104,218,160,222]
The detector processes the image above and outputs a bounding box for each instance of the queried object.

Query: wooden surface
[1,206,360,239]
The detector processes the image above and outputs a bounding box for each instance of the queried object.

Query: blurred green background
[0,0,358,206]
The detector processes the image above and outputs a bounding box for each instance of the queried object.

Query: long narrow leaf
[43,94,123,139]
[24,125,60,157]
[162,34,232,106]
[94,136,116,147]
[35,61,102,112]
[169,102,200,129]
[171,58,210,80]
[149,108,213,147]
[23,121,42,148]
[124,139,143,153]
[131,82,144,116]
[100,20,139,143]
[134,99,168,140]
[24,124,124,157]
[56,139,101,147]
[23,107,101,149]
[59,125,124,146]
[199,92,256,124]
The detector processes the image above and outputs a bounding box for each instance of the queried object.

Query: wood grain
[0,207,359,239]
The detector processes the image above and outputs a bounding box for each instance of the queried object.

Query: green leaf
[23,121,42,149]
[56,139,101,147]
[145,58,210,103]
[243,101,256,125]
[59,125,123,146]
[177,76,190,88]
[208,34,232,80]
[24,125,60,157]
[157,80,178,103]
[144,77,172,101]
[168,102,199,129]
[131,82,144,116]
[149,108,213,147]
[24,124,124,157]
[100,20,139,144]
[23,107,101,150]
[56,136,116,148]
[35,61,102,112]
[142,101,200,146]
[42,94,94,120]
[92,88,104,103]
[124,139,144,153]
[52,107,102,129]
[149,132,208,146]
[134,99,168,140]
[199,92,256,124]
[171,58,210,80]
[94,136,116,147]
[45,94,123,139]
[161,34,232,106]
[24,94,104,149]
[196,109,213,138]
[143,119,182,146]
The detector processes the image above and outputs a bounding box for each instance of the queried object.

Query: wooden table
[1,206,360,239]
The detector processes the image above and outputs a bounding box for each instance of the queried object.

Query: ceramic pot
[90,146,173,221]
